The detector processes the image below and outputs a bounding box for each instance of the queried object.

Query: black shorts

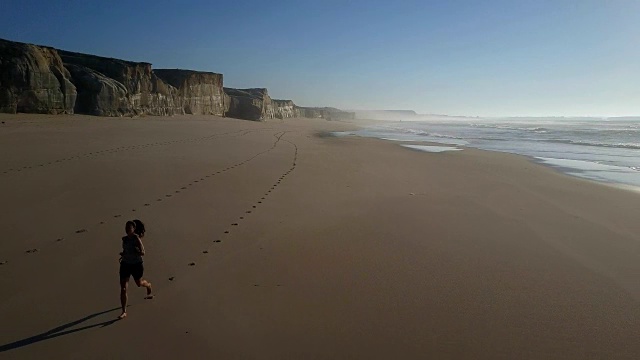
[119,262,144,281]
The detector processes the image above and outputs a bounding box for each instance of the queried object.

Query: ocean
[337,117,640,190]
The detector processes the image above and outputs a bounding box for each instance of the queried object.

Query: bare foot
[145,283,153,299]
[118,312,127,319]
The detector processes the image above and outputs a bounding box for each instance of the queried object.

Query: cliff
[272,99,301,119]
[0,39,225,117]
[0,38,76,114]
[59,50,182,116]
[298,107,355,120]
[223,88,305,120]
[1,38,353,120]
[223,88,274,121]
[154,69,224,116]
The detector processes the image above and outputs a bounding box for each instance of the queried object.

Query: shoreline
[332,127,640,197]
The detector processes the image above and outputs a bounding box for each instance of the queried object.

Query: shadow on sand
[0,307,122,352]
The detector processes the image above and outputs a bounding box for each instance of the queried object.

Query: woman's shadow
[0,307,122,353]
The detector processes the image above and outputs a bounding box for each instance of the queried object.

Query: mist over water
[339,117,640,188]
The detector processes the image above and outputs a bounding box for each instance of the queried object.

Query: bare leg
[136,278,153,299]
[119,279,128,319]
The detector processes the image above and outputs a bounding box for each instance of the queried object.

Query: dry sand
[0,114,639,359]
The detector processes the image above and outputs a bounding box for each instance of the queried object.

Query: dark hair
[125,220,136,230]
[132,219,146,237]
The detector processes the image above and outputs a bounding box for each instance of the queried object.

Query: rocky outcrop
[223,89,310,121]
[298,107,355,120]
[1,38,354,120]
[223,88,354,121]
[65,64,129,116]
[326,108,356,120]
[272,99,301,119]
[59,50,181,116]
[154,69,224,116]
[0,38,76,114]
[224,88,274,121]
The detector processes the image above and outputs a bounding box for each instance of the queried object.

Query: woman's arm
[136,237,146,256]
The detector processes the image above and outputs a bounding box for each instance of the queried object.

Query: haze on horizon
[1,0,639,118]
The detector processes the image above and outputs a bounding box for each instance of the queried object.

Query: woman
[119,220,153,319]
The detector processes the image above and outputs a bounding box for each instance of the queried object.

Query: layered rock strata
[272,99,301,119]
[223,88,274,121]
[154,69,224,116]
[1,38,353,121]
[59,50,182,116]
[0,39,76,114]
[298,107,355,120]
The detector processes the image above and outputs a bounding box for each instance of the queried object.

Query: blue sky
[1,0,639,116]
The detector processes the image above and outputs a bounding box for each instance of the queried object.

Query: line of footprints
[0,132,291,267]
[178,138,299,288]
[0,128,271,176]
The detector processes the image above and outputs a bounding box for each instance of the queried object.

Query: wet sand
[1,114,639,359]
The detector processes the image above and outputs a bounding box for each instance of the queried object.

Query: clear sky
[1,0,639,117]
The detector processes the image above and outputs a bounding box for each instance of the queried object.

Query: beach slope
[0,114,639,359]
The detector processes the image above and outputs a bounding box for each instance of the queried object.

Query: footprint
[25,248,39,254]
[75,229,88,234]
[132,209,136,212]
[240,217,244,219]
[231,223,238,226]
[188,262,196,266]
[181,187,187,190]
[0,261,7,265]
[100,221,105,224]
[168,276,175,281]
[114,215,121,218]
[224,231,229,234]
[253,205,257,208]
[258,201,262,204]
[165,195,172,197]
[214,240,221,243]
[56,238,64,242]
[175,191,180,193]
[144,203,150,206]
[246,211,252,213]
[203,250,209,254]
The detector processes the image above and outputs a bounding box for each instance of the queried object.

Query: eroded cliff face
[155,69,224,116]
[298,107,355,120]
[272,99,301,119]
[224,88,274,121]
[59,50,182,116]
[223,89,309,121]
[0,38,76,114]
[1,38,353,120]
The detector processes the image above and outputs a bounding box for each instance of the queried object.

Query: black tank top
[121,235,143,264]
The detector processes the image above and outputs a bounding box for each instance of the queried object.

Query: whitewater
[338,117,640,189]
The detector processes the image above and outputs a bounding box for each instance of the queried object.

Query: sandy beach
[1,114,640,359]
